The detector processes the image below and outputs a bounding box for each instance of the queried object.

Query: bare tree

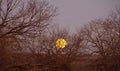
[79,19,111,71]
[0,0,57,48]
[0,0,57,70]
[79,15,120,71]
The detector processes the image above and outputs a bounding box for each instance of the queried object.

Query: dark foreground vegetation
[2,54,120,71]
[0,0,120,71]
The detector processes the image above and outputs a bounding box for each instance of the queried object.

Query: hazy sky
[50,0,120,33]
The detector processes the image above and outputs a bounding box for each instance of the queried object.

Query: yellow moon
[56,38,67,48]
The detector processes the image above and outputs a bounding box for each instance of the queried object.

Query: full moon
[55,38,67,48]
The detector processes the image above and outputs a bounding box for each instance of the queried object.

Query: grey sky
[50,0,120,33]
